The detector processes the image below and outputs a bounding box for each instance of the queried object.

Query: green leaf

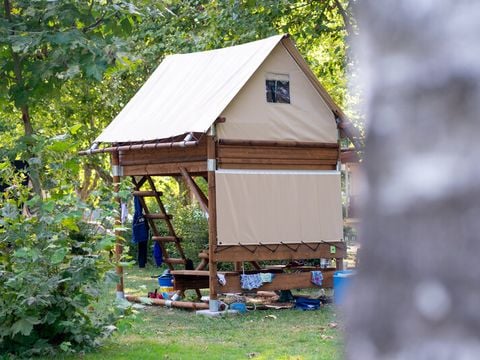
[60,341,72,352]
[61,217,80,232]
[14,247,32,259]
[56,65,81,80]
[11,317,40,336]
[51,248,68,264]
[85,63,105,81]
[69,124,82,135]
[48,140,72,152]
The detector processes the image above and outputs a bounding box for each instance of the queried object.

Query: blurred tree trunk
[347,1,480,359]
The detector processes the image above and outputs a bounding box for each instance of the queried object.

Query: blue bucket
[230,302,247,314]
[333,270,355,305]
[158,273,174,292]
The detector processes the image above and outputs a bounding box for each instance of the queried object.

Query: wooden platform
[171,268,336,293]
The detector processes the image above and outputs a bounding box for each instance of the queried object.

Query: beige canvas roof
[95,34,347,144]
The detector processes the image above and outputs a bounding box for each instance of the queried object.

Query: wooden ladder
[132,175,187,270]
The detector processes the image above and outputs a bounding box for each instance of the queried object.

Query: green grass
[60,266,343,360]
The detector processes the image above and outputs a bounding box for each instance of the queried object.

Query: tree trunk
[347,1,480,359]
[4,0,42,197]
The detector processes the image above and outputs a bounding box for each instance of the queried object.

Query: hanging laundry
[132,196,149,243]
[311,271,323,286]
[137,240,148,268]
[240,273,263,290]
[132,195,149,268]
[260,273,274,283]
[121,202,128,224]
[217,274,227,286]
[153,242,163,267]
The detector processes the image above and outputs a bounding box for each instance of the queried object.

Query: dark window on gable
[266,78,290,104]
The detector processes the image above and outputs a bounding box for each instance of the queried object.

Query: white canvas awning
[95,35,285,143]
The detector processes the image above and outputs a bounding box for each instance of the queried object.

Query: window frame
[265,73,291,104]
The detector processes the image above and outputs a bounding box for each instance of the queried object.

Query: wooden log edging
[126,295,209,310]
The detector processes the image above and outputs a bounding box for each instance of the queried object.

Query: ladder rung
[144,214,172,220]
[152,236,179,242]
[164,258,186,264]
[133,190,163,197]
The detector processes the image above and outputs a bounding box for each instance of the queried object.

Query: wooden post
[207,131,218,301]
[179,167,209,216]
[112,151,124,299]
[336,257,344,271]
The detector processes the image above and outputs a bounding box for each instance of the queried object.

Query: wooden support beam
[122,161,207,177]
[216,269,336,293]
[207,133,218,300]
[171,269,337,293]
[164,258,187,265]
[121,155,206,166]
[218,163,336,171]
[132,190,163,197]
[112,151,124,299]
[218,158,338,165]
[218,145,339,161]
[144,213,172,220]
[213,243,346,262]
[218,139,339,148]
[179,167,209,216]
[118,137,207,166]
[151,236,179,242]
[336,257,344,271]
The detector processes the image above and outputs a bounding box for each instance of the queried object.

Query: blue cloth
[240,274,263,290]
[311,271,323,286]
[132,196,149,243]
[295,297,320,311]
[153,242,163,266]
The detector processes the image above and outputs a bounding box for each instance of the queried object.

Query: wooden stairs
[132,175,187,270]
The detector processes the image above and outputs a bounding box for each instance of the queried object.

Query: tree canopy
[1,0,357,199]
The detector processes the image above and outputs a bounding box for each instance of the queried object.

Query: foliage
[0,161,131,357]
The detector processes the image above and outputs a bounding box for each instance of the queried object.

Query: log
[126,295,209,310]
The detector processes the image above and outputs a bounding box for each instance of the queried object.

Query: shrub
[0,187,123,357]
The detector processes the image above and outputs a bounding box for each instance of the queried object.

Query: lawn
[61,266,344,360]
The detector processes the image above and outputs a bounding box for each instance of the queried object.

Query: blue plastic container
[229,303,247,314]
[333,270,355,305]
[158,273,174,292]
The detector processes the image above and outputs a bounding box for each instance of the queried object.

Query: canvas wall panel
[216,170,343,245]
